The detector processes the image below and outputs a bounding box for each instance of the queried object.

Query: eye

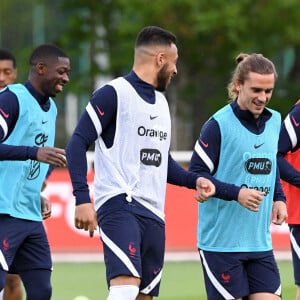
[57,67,70,76]
[253,88,261,93]
[4,69,13,76]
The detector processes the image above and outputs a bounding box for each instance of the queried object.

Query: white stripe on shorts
[140,269,162,294]
[199,250,234,300]
[100,227,139,278]
[0,250,8,271]
[290,228,300,259]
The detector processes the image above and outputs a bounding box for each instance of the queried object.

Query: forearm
[0,144,38,160]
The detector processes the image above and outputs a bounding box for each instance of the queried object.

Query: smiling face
[236,71,275,119]
[39,56,70,97]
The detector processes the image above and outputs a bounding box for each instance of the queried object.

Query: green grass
[280,260,295,299]
[22,259,296,299]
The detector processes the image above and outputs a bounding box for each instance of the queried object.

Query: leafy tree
[2,0,300,149]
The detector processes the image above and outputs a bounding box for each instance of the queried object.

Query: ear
[36,62,47,75]
[155,52,165,67]
[235,80,242,91]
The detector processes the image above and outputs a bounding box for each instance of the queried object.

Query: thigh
[199,250,249,300]
[99,210,143,284]
[11,221,52,273]
[99,211,165,297]
[289,224,300,284]
[0,215,26,272]
[139,217,165,297]
[3,274,22,299]
[246,251,281,296]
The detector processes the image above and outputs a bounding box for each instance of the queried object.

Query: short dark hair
[0,49,16,68]
[135,26,177,48]
[29,44,68,65]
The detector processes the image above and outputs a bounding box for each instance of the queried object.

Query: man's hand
[41,180,47,192]
[272,201,287,225]
[36,147,66,167]
[237,188,265,212]
[41,195,51,220]
[195,177,216,203]
[75,203,98,237]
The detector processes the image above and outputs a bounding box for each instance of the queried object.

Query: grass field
[44,259,296,300]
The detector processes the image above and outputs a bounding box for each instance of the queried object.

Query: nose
[62,73,69,83]
[257,90,268,102]
[0,72,5,81]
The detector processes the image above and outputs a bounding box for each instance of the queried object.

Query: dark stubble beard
[40,80,57,98]
[156,64,170,92]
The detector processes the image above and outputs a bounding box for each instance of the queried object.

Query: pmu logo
[27,133,48,180]
[244,158,272,174]
[140,149,161,167]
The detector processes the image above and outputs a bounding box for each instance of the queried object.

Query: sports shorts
[0,214,52,274]
[289,224,300,285]
[199,249,281,299]
[97,198,165,297]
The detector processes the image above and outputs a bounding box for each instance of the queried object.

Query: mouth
[56,83,64,93]
[253,100,265,110]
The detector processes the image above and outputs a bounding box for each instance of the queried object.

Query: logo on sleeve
[200,139,208,148]
[96,105,105,116]
[292,115,300,127]
[0,108,9,119]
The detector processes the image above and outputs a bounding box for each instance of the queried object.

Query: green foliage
[2,0,300,147]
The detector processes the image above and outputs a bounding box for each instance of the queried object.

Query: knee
[5,274,21,290]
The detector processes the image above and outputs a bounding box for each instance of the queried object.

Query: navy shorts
[0,214,52,275]
[98,208,165,297]
[199,249,281,299]
[289,224,300,285]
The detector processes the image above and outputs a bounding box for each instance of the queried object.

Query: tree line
[1,0,300,149]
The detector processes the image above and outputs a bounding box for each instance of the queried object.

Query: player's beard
[40,80,57,98]
[156,64,170,92]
